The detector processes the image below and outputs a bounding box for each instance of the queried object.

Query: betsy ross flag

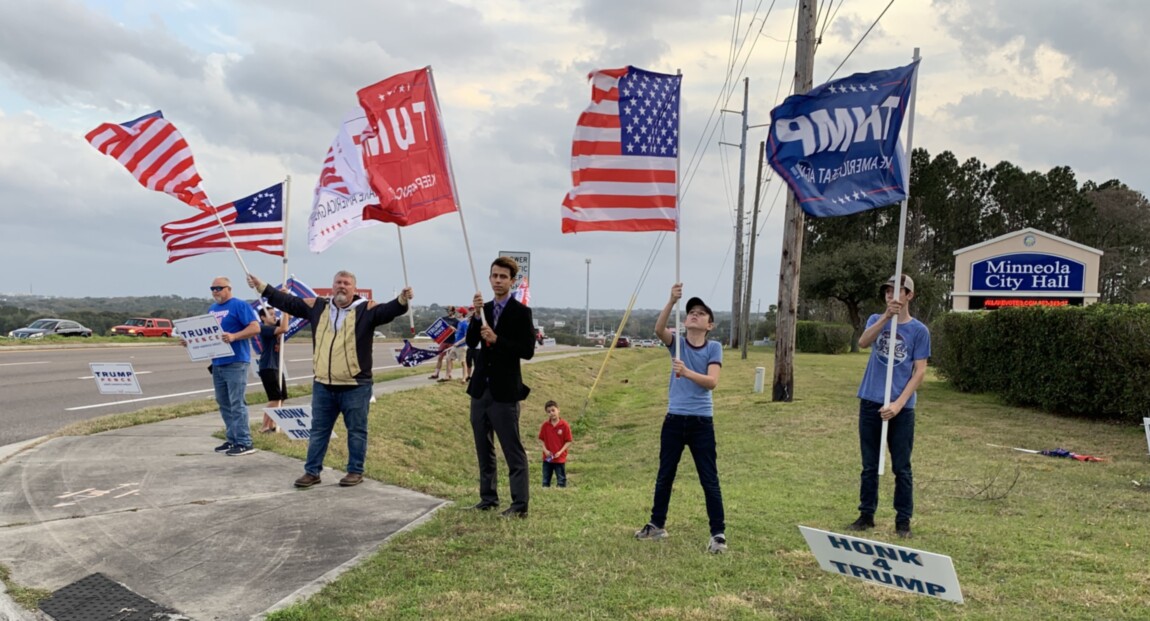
[161,183,284,263]
[86,111,212,211]
[767,61,919,218]
[561,66,681,233]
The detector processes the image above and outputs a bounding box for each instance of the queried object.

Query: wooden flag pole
[427,66,488,328]
[396,226,416,335]
[877,48,921,477]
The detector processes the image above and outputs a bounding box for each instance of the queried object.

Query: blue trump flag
[766,61,919,218]
[250,276,318,356]
[396,339,440,367]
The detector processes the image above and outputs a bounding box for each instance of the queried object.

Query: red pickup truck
[110,317,174,337]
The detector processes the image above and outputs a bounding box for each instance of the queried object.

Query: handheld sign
[425,317,456,345]
[89,363,142,395]
[798,526,963,603]
[174,314,235,361]
[266,406,317,441]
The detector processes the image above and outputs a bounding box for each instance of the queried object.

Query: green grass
[251,348,1150,620]
[31,348,1150,619]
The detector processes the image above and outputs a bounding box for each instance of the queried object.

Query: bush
[795,321,853,354]
[932,305,1150,422]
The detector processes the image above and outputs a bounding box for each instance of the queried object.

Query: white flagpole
[396,225,415,335]
[208,204,252,277]
[878,48,921,477]
[427,66,488,328]
[277,176,291,386]
[674,68,683,365]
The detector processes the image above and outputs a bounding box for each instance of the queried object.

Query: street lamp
[585,258,592,337]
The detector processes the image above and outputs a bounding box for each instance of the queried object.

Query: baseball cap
[685,296,714,322]
[458,307,469,315]
[881,274,915,296]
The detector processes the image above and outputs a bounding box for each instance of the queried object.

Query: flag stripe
[561,66,680,233]
[161,184,284,262]
[86,112,213,211]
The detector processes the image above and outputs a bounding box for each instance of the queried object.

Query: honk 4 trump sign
[799,526,963,603]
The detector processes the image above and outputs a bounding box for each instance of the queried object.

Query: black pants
[470,389,529,511]
[650,413,725,536]
[542,461,567,487]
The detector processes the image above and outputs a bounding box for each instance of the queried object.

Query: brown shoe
[294,473,321,488]
[339,473,364,487]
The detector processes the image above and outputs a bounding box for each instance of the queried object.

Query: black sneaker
[214,442,233,453]
[847,514,875,531]
[225,444,257,457]
[896,521,912,538]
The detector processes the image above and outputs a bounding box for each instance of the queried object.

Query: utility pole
[740,140,765,360]
[772,0,816,401]
[720,78,749,349]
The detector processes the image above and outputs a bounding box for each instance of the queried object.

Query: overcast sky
[1,0,1146,312]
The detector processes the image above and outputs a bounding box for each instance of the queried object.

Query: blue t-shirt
[857,314,931,409]
[666,335,723,417]
[258,324,279,371]
[209,297,258,365]
[454,318,469,346]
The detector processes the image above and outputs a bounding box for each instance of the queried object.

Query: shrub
[932,305,1150,422]
[795,321,853,354]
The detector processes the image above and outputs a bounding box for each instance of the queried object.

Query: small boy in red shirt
[538,400,572,488]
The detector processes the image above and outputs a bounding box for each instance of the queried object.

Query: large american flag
[161,183,284,263]
[86,111,212,211]
[561,67,681,233]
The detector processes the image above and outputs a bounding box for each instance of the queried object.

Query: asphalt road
[0,340,420,446]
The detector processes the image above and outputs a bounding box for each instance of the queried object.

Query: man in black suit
[467,256,536,518]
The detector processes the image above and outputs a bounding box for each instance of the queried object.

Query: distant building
[952,228,1102,311]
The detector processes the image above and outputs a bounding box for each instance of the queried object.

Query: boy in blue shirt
[635,283,727,554]
[848,274,930,538]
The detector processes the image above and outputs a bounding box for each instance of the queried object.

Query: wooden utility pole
[740,140,765,360]
[727,78,749,349]
[772,0,817,401]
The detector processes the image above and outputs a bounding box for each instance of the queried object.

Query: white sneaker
[634,523,668,540]
[707,534,727,554]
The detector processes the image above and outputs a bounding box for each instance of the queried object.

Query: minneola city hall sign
[951,228,1103,311]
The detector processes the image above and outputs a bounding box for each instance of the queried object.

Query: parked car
[616,336,631,348]
[8,318,93,338]
[414,332,432,340]
[110,317,174,338]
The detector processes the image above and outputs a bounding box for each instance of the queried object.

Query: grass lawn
[233,348,1150,620]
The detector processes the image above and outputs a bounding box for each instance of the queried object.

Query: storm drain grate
[39,573,187,621]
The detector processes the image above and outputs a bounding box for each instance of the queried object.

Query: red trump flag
[356,67,458,227]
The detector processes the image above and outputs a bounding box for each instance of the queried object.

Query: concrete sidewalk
[0,349,600,620]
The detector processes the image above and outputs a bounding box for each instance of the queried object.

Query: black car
[8,318,93,339]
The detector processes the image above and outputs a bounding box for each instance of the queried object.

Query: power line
[827,0,896,81]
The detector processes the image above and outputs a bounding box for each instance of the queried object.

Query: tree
[801,242,900,352]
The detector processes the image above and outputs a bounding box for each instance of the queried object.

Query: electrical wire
[827,0,896,81]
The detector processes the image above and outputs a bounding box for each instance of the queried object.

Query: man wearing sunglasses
[204,277,261,457]
[248,270,412,489]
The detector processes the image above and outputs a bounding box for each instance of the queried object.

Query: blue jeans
[305,382,372,476]
[858,399,915,522]
[649,414,725,536]
[542,461,567,487]
[212,362,251,447]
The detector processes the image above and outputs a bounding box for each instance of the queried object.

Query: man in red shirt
[538,400,572,488]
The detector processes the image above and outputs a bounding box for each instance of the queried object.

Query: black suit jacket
[466,296,535,402]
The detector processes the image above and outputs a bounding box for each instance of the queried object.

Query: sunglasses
[209,286,230,292]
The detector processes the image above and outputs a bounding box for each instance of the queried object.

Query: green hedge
[932,305,1150,422]
[795,321,853,354]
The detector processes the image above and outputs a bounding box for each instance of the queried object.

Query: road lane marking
[65,364,403,411]
[0,361,51,367]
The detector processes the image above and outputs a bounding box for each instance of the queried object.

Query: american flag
[86,110,212,211]
[161,183,284,263]
[512,277,531,307]
[561,66,681,233]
